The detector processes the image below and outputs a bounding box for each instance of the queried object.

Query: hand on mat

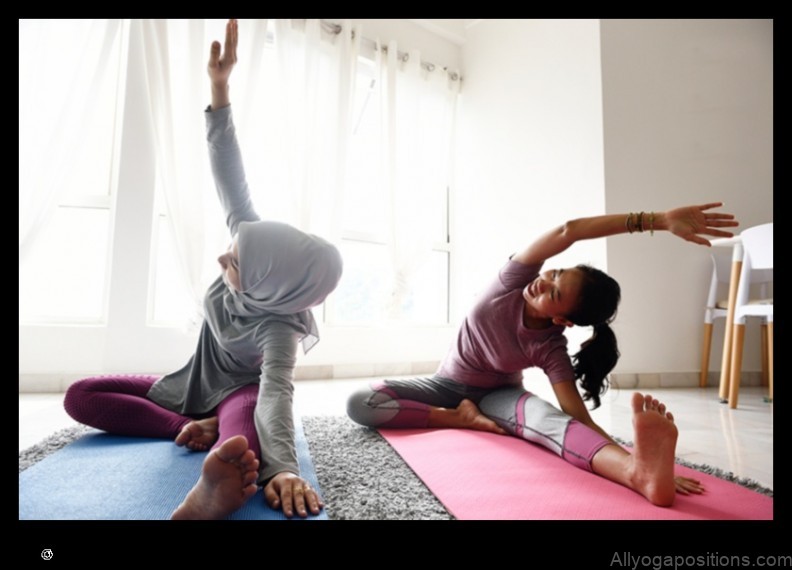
[675,475,704,495]
[264,471,324,518]
[664,202,739,247]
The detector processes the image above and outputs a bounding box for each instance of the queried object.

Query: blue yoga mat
[19,417,327,520]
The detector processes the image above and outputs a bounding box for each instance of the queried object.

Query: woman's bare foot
[428,399,507,435]
[171,435,260,520]
[175,417,219,451]
[625,392,678,506]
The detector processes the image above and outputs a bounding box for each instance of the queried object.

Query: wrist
[624,211,664,235]
[653,212,668,232]
[210,83,230,110]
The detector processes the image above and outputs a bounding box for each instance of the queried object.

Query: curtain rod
[319,20,461,82]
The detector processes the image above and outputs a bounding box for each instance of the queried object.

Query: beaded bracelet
[626,211,655,235]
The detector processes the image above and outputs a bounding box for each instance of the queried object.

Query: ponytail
[573,323,619,409]
[566,265,622,409]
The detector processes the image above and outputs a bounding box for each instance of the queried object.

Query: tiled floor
[19,376,773,489]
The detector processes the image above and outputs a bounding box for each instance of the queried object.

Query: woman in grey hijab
[64,19,342,519]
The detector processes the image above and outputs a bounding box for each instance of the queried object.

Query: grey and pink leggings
[347,376,611,472]
[63,375,260,460]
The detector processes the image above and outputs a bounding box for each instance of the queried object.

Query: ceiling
[408,19,481,45]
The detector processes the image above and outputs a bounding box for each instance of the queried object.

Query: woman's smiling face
[522,267,584,325]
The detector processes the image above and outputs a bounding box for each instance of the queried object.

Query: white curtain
[375,41,460,317]
[140,19,358,321]
[139,19,229,316]
[18,19,123,259]
[265,19,358,239]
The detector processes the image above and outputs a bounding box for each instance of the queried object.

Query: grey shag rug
[19,417,772,520]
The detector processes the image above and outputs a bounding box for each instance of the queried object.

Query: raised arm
[206,19,259,236]
[512,203,739,266]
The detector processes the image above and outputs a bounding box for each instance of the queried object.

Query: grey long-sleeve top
[147,105,341,483]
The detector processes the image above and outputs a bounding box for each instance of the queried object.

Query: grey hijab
[220,220,343,352]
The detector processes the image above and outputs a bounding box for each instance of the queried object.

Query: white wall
[454,19,608,356]
[600,19,773,382]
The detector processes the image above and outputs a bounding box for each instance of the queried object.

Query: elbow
[562,217,600,244]
[558,220,579,245]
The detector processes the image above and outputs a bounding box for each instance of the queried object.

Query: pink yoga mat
[378,428,773,520]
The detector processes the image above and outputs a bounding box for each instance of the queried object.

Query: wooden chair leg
[760,324,768,387]
[719,258,742,402]
[700,323,713,388]
[728,323,746,409]
[767,322,773,402]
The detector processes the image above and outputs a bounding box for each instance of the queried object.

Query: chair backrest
[734,223,773,322]
[740,223,773,271]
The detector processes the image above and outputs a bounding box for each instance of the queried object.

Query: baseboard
[610,371,764,390]
[18,361,441,393]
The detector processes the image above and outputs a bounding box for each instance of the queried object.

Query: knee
[63,378,97,423]
[219,384,259,415]
[346,387,385,427]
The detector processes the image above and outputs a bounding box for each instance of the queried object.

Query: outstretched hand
[264,471,324,518]
[664,202,739,246]
[208,19,238,97]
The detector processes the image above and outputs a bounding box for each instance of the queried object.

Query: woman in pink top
[348,204,737,506]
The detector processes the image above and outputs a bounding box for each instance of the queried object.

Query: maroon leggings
[63,374,260,460]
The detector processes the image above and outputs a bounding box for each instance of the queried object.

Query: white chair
[727,223,773,409]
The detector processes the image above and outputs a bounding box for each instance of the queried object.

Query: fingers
[224,18,238,64]
[704,212,737,221]
[274,479,322,518]
[675,476,704,495]
[264,473,323,518]
[686,234,712,247]
[704,228,736,238]
[263,480,281,510]
[306,486,324,514]
[208,40,221,68]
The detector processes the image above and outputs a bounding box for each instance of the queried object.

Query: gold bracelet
[625,212,634,234]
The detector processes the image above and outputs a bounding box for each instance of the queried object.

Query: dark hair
[566,264,621,409]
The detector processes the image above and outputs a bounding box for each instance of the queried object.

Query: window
[148,25,456,327]
[327,55,454,326]
[21,19,456,329]
[19,20,126,324]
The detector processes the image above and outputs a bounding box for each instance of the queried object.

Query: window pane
[19,207,110,322]
[343,60,387,236]
[332,241,448,325]
[149,215,196,324]
[401,250,449,324]
[332,241,390,324]
[19,19,123,201]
